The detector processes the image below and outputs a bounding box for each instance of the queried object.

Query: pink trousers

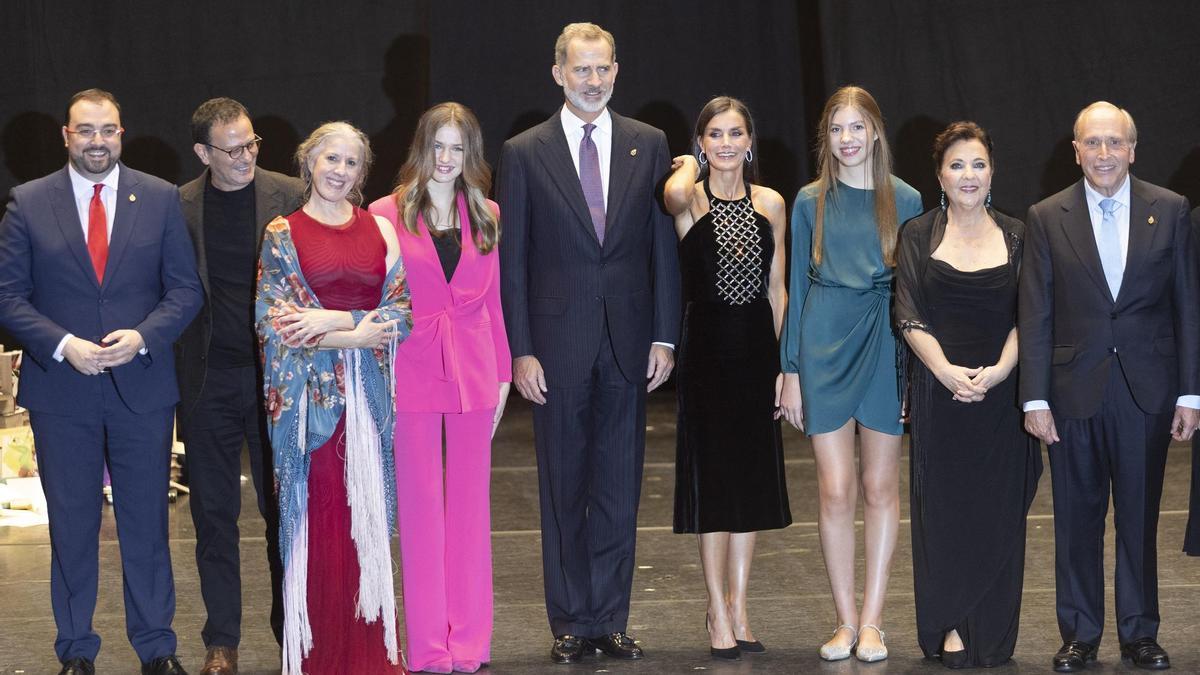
[394,408,494,672]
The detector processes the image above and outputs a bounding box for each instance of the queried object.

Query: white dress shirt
[55,164,145,362]
[559,105,612,205]
[1024,175,1198,411]
[68,162,119,242]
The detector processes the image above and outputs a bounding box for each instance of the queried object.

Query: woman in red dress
[256,121,411,674]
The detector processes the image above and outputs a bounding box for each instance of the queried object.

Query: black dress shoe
[588,632,644,660]
[59,657,95,675]
[550,634,591,664]
[142,654,189,675]
[736,639,766,653]
[1053,641,1098,672]
[941,649,968,669]
[1121,638,1170,670]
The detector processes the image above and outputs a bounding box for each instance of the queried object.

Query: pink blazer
[368,192,511,413]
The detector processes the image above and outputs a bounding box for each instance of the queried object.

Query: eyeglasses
[65,126,123,140]
[204,135,263,160]
[1079,136,1130,151]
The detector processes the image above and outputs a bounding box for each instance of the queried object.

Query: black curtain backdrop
[2,0,1199,350]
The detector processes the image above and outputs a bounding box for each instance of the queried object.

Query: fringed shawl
[255,214,412,673]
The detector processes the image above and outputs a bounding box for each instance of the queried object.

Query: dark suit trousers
[532,322,647,637]
[184,364,282,647]
[1050,362,1172,646]
[31,374,177,664]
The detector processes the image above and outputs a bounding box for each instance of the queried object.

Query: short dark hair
[932,121,993,171]
[65,88,120,125]
[191,97,250,145]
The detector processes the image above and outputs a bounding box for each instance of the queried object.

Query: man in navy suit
[1020,101,1199,672]
[497,22,680,665]
[0,89,202,675]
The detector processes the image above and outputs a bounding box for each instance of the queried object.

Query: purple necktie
[579,123,606,244]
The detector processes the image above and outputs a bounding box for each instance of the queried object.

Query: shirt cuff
[652,341,675,350]
[1177,395,1200,410]
[53,334,73,362]
[1022,399,1050,412]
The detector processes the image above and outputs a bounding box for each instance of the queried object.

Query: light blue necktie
[1097,197,1123,299]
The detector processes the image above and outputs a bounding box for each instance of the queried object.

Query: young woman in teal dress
[779,86,922,662]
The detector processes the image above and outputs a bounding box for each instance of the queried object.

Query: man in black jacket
[1020,101,1200,672]
[175,97,304,675]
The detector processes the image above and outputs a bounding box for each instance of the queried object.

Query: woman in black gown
[664,96,791,660]
[893,122,1042,668]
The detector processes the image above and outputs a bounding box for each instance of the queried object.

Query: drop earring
[939,190,946,210]
[985,190,992,208]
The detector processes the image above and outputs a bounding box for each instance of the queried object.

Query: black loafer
[1121,637,1170,670]
[142,654,188,675]
[588,632,644,660]
[1053,641,1098,672]
[550,634,590,664]
[59,657,95,675]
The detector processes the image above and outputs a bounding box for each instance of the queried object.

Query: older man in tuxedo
[1020,101,1199,672]
[0,89,202,675]
[497,21,680,665]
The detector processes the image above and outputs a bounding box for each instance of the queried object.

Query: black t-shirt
[203,179,258,368]
[430,228,462,283]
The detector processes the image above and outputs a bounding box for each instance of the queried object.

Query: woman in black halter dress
[664,97,791,660]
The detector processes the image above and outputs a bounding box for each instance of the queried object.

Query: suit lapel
[49,168,99,288]
[255,171,288,243]
[103,164,141,291]
[1119,178,1157,307]
[1059,181,1114,303]
[605,112,640,242]
[181,173,209,298]
[535,114,600,245]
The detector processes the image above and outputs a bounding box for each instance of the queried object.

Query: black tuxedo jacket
[1019,177,1199,418]
[174,168,305,424]
[497,109,680,386]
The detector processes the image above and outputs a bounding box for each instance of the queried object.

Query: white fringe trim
[343,348,400,665]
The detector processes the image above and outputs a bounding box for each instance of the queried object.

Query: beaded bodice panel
[678,179,773,307]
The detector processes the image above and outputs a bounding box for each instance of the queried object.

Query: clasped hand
[63,329,144,375]
[935,363,1008,402]
[274,305,395,349]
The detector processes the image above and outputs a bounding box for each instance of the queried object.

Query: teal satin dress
[780,177,922,435]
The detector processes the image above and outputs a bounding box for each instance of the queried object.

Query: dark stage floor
[3,391,1199,674]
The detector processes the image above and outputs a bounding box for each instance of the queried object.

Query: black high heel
[736,639,766,653]
[706,614,741,661]
[941,649,968,669]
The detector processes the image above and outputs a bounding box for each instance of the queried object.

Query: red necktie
[87,183,108,282]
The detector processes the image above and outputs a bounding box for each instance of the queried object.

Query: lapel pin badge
[630,148,637,156]
[129,194,136,202]
[1147,215,1154,225]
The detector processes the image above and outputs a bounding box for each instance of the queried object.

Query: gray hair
[554,22,615,66]
[294,121,374,206]
[1073,101,1138,143]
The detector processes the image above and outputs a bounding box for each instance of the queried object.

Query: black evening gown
[673,179,791,534]
[909,259,1042,667]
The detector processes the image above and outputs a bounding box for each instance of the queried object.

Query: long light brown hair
[809,86,900,267]
[391,102,498,253]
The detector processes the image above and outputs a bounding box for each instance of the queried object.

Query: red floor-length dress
[290,206,406,674]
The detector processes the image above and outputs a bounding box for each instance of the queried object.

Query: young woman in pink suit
[368,102,511,674]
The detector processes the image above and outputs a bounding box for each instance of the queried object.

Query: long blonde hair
[391,102,499,253]
[810,86,900,267]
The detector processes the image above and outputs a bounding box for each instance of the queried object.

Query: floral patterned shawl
[255,214,411,672]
